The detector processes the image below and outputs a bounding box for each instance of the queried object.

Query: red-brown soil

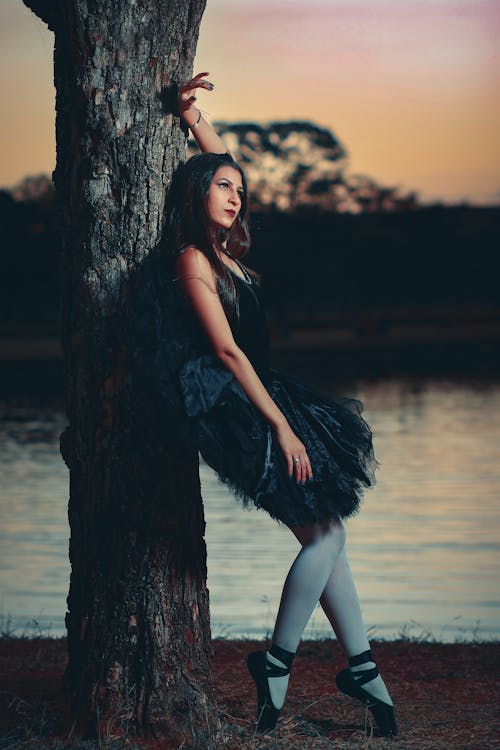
[1,637,499,749]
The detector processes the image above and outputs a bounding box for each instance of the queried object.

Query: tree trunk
[22,1,217,746]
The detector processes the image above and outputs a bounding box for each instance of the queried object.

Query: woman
[166,72,397,737]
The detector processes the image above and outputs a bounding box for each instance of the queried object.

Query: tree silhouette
[21,1,217,746]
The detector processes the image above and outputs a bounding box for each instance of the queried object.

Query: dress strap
[233,256,252,283]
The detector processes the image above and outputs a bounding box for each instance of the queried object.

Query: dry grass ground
[0,636,499,750]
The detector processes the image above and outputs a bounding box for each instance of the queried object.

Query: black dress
[170,256,378,527]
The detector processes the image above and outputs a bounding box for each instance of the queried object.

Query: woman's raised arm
[178,72,229,155]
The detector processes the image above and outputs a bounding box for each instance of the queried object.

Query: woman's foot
[336,649,398,737]
[246,644,294,732]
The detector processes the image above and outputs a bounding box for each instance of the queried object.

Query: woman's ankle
[348,649,393,706]
[265,643,295,710]
[268,642,295,669]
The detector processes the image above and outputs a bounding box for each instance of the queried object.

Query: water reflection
[1,378,499,642]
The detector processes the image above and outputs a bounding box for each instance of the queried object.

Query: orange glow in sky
[1,0,499,204]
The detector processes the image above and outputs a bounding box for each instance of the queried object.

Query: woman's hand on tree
[274,422,314,485]
[179,71,214,116]
[176,71,228,156]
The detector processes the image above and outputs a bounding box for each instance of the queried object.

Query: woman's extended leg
[248,517,347,729]
[290,526,397,736]
[247,516,396,735]
[318,545,393,705]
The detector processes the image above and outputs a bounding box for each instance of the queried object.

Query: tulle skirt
[178,354,378,527]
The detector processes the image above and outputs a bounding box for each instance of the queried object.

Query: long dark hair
[164,152,260,320]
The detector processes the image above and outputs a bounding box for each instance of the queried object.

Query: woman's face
[206,166,244,230]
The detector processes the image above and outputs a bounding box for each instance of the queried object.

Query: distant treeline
[249,207,500,317]
[1,189,59,324]
[1,187,498,324]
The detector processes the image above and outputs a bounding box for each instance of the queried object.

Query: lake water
[1,376,499,643]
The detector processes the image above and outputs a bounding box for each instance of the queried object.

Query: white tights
[268,518,392,710]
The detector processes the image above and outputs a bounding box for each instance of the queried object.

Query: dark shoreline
[1,304,500,398]
[1,637,499,749]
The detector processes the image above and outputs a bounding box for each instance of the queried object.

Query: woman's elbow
[216,344,243,365]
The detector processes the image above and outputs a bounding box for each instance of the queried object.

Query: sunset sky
[1,0,499,204]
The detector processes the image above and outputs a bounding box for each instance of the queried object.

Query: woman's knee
[323,517,346,553]
[309,518,346,569]
[291,516,346,554]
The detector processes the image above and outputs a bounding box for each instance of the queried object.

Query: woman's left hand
[179,71,214,116]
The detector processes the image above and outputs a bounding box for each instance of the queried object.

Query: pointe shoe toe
[336,669,398,737]
[370,701,398,737]
[247,651,281,732]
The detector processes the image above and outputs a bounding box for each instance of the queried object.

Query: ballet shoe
[246,650,289,732]
[336,666,398,737]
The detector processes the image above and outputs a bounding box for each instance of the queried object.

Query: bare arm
[178,72,230,155]
[174,247,314,483]
[174,248,286,428]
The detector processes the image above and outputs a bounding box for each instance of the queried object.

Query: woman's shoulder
[175,245,211,272]
[173,245,218,293]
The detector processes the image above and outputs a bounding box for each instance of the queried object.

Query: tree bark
[22,1,217,746]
